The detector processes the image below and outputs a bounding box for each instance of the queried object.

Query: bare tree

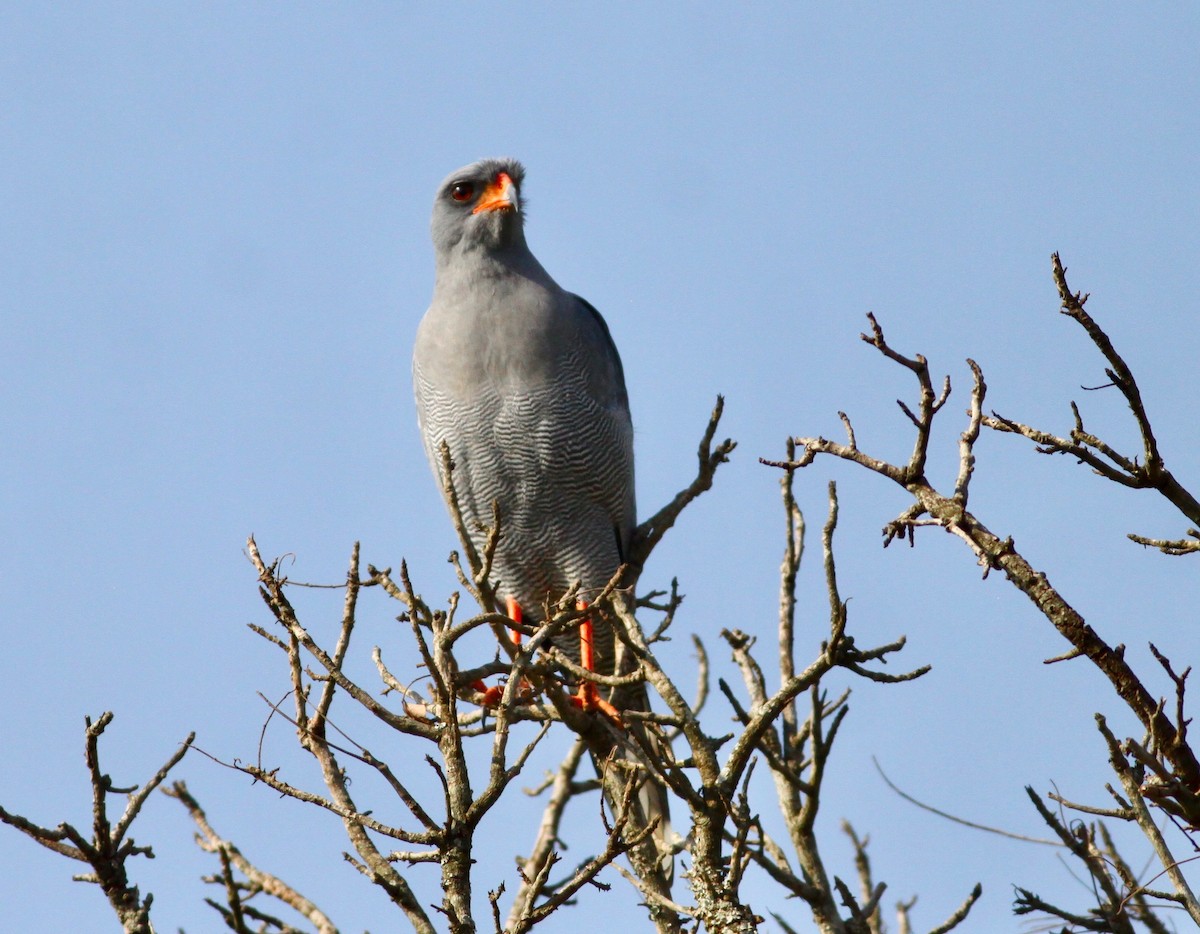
[3,255,1193,933]
[0,713,192,934]
[219,393,973,934]
[767,253,1200,930]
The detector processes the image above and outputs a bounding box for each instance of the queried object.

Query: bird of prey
[413,157,671,872]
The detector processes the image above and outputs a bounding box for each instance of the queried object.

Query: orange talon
[569,600,624,727]
[570,680,625,726]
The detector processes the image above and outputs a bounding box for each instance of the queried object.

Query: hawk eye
[450,182,474,203]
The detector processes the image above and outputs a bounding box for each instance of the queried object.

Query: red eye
[450,182,474,203]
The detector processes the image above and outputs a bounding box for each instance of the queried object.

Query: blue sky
[3,5,1199,931]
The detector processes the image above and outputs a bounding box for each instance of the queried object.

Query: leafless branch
[764,297,1200,827]
[1128,529,1200,556]
[984,252,1200,541]
[0,713,192,933]
[166,781,338,934]
[630,395,736,570]
[873,758,1060,846]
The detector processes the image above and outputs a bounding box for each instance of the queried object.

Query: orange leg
[477,597,526,707]
[569,600,624,726]
[507,596,523,645]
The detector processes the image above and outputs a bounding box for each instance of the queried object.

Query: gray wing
[568,293,635,556]
[573,294,629,414]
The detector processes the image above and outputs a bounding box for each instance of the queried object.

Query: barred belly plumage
[414,347,634,638]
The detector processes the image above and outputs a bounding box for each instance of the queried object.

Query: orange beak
[472,172,518,214]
